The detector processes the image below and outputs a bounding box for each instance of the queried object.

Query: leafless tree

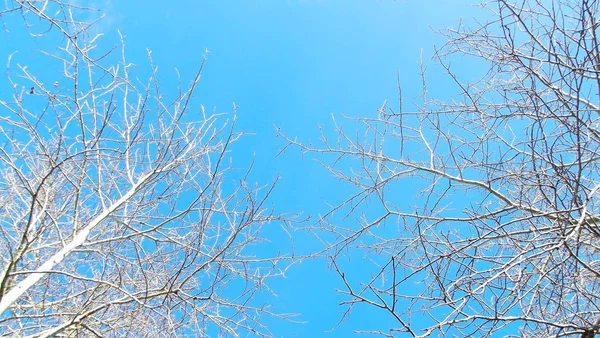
[281,0,600,336]
[0,1,295,337]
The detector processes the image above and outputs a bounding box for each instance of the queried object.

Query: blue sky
[1,1,489,336]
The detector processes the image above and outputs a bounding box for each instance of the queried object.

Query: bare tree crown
[0,1,295,337]
[280,0,600,336]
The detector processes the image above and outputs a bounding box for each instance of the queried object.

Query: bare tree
[281,0,600,337]
[0,1,295,337]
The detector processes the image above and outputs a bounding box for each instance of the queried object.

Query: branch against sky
[281,0,600,337]
[0,1,296,337]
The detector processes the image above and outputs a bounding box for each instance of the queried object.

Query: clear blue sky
[1,1,488,336]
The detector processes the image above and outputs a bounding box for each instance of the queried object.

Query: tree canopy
[2,0,600,337]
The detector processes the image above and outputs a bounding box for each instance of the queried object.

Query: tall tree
[0,1,294,336]
[283,0,600,336]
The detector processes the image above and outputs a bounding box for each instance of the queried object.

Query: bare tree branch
[0,2,298,336]
[282,0,600,336]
